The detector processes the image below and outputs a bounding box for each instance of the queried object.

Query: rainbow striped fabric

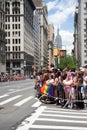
[40,82,54,96]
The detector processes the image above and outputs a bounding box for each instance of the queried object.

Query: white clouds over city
[45,0,77,54]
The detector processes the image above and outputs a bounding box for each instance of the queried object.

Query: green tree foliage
[57,56,77,70]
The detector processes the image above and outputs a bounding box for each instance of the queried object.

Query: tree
[57,56,77,70]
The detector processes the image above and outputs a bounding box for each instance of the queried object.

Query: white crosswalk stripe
[14,96,33,107]
[15,106,87,130]
[0,94,39,107]
[0,95,22,105]
[0,94,9,99]
[32,100,42,107]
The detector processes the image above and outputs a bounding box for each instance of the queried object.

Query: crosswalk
[15,106,87,130]
[0,93,41,108]
[1,93,87,130]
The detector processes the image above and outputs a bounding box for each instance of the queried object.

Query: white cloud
[60,30,74,55]
[47,0,76,26]
[60,30,73,44]
[46,0,58,11]
[46,0,77,54]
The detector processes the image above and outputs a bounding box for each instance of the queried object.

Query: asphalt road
[0,79,87,130]
[0,79,38,130]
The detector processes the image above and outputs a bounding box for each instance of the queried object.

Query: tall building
[73,7,78,62]
[54,27,62,49]
[74,0,87,67]
[33,0,48,68]
[47,24,54,67]
[33,10,40,70]
[0,0,6,74]
[5,0,35,75]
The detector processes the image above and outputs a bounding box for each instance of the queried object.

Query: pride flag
[40,82,54,96]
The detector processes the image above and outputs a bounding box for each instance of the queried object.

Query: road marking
[40,113,87,119]
[46,107,87,112]
[47,107,87,114]
[16,106,46,130]
[0,94,9,99]
[44,110,87,115]
[0,95,22,105]
[2,86,33,96]
[37,118,87,124]
[14,96,33,107]
[32,100,42,107]
[29,125,87,130]
[15,105,87,130]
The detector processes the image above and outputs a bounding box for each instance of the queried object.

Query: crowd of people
[0,74,27,82]
[34,64,87,109]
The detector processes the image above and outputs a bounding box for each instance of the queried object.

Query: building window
[8,39,10,44]
[16,46,17,51]
[18,24,20,29]
[12,24,14,29]
[15,39,17,44]
[15,24,17,29]
[13,39,14,44]
[19,46,20,51]
[8,32,10,37]
[8,46,10,51]
[12,31,14,36]
[19,39,21,44]
[8,24,10,29]
[5,24,7,29]
[13,46,14,51]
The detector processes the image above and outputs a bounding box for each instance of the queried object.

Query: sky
[44,0,78,54]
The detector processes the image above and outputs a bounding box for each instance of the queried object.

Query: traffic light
[54,48,58,57]
[59,49,66,57]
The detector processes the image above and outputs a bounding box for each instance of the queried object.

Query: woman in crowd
[34,66,87,109]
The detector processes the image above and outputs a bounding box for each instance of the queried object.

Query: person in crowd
[63,71,76,108]
[34,71,44,98]
[76,77,85,109]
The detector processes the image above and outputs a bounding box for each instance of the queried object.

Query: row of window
[6,53,21,59]
[6,38,21,44]
[6,16,21,22]
[12,31,20,37]
[6,31,20,37]
[6,46,21,52]
[5,2,20,8]
[6,9,20,15]
[5,24,20,30]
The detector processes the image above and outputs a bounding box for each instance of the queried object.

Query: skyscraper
[5,0,35,75]
[33,0,48,68]
[54,27,62,49]
[33,9,40,70]
[47,24,54,67]
[0,0,6,74]
[74,0,87,67]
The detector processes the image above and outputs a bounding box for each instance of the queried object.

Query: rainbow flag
[40,82,54,96]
